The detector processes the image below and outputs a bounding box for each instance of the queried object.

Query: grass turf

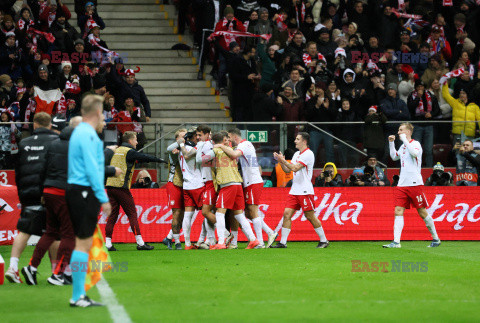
[1,241,479,322]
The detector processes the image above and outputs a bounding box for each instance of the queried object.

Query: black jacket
[109,68,151,117]
[407,91,441,121]
[15,127,58,206]
[252,92,283,122]
[43,126,73,190]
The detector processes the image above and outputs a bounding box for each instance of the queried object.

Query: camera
[324,170,333,178]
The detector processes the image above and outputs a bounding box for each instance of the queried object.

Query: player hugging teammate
[164,127,278,249]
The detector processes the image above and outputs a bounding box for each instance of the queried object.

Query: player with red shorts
[194,125,218,248]
[383,122,440,248]
[203,131,259,249]
[215,128,277,248]
[164,128,187,250]
[271,132,329,249]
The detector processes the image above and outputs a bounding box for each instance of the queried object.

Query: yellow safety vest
[106,146,135,189]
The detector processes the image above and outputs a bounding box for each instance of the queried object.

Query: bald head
[69,116,83,128]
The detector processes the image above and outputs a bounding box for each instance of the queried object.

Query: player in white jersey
[194,125,218,249]
[164,129,187,250]
[214,128,278,248]
[271,133,329,248]
[384,123,440,248]
[173,128,205,249]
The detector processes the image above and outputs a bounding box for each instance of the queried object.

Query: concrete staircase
[63,0,230,127]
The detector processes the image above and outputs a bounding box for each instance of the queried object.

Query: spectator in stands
[335,98,361,168]
[442,82,480,143]
[427,25,452,61]
[50,11,80,54]
[314,162,343,187]
[131,170,159,188]
[305,89,336,163]
[229,44,259,121]
[257,39,278,87]
[421,55,448,88]
[0,32,27,80]
[34,64,60,90]
[363,105,387,160]
[111,98,134,137]
[316,28,336,69]
[281,67,311,100]
[271,148,295,187]
[398,30,418,54]
[254,7,279,44]
[411,42,430,77]
[380,82,410,161]
[109,64,151,121]
[285,32,305,63]
[75,1,98,26]
[85,24,108,62]
[0,100,20,169]
[279,85,303,122]
[39,0,71,32]
[104,94,117,123]
[56,61,73,89]
[407,79,440,167]
[83,73,107,98]
[77,1,105,35]
[0,74,16,106]
[71,39,90,74]
[252,83,283,122]
[453,140,480,186]
[453,69,477,98]
[211,7,246,92]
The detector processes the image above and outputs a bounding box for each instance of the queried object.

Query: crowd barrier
[1,186,479,245]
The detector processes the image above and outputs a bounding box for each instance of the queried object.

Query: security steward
[104,131,167,251]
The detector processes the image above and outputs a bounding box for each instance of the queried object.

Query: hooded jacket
[442,84,480,137]
[315,162,343,187]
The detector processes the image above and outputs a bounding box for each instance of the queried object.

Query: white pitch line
[96,278,132,323]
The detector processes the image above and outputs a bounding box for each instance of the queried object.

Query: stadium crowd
[0,0,151,169]
[190,0,480,166]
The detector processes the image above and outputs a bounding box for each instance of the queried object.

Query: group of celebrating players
[160,126,329,250]
[160,122,441,250]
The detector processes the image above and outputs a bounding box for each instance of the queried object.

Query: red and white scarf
[391,8,422,19]
[23,98,36,129]
[456,24,466,45]
[39,1,47,16]
[443,0,453,6]
[276,14,288,32]
[18,19,35,31]
[302,53,326,73]
[28,28,55,43]
[56,94,67,116]
[427,36,446,56]
[208,30,272,43]
[47,11,56,27]
[295,2,306,26]
[88,34,118,58]
[412,90,432,115]
[132,107,143,133]
[439,67,464,85]
[65,81,81,94]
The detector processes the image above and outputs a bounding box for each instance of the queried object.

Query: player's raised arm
[399,133,420,158]
[389,135,400,161]
[274,152,304,173]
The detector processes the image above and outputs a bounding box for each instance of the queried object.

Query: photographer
[132,169,159,189]
[359,155,390,186]
[315,162,343,187]
[425,163,454,186]
[453,140,480,186]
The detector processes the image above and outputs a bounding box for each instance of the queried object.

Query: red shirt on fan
[111,110,134,134]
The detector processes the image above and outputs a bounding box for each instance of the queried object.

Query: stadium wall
[1,186,479,245]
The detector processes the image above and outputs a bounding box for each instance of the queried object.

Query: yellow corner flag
[85,225,111,291]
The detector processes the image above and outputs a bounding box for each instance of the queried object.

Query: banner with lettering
[1,186,479,245]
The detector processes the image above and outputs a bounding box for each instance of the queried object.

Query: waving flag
[85,225,112,291]
[33,86,62,115]
[439,68,465,85]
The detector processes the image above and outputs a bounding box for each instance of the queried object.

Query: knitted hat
[229,41,239,50]
[352,168,364,176]
[85,2,95,8]
[120,66,140,77]
[61,61,72,70]
[368,105,378,113]
[74,38,84,46]
[433,162,444,171]
[258,7,268,15]
[5,31,15,38]
[463,38,475,51]
[387,83,397,91]
[224,6,234,16]
[38,64,48,72]
[0,74,12,86]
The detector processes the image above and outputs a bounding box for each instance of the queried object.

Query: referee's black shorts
[66,184,101,239]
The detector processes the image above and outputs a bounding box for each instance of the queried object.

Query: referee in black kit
[66,94,112,307]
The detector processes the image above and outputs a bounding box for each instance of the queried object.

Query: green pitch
[1,242,479,322]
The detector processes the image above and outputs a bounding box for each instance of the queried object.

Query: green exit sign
[247,131,268,143]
